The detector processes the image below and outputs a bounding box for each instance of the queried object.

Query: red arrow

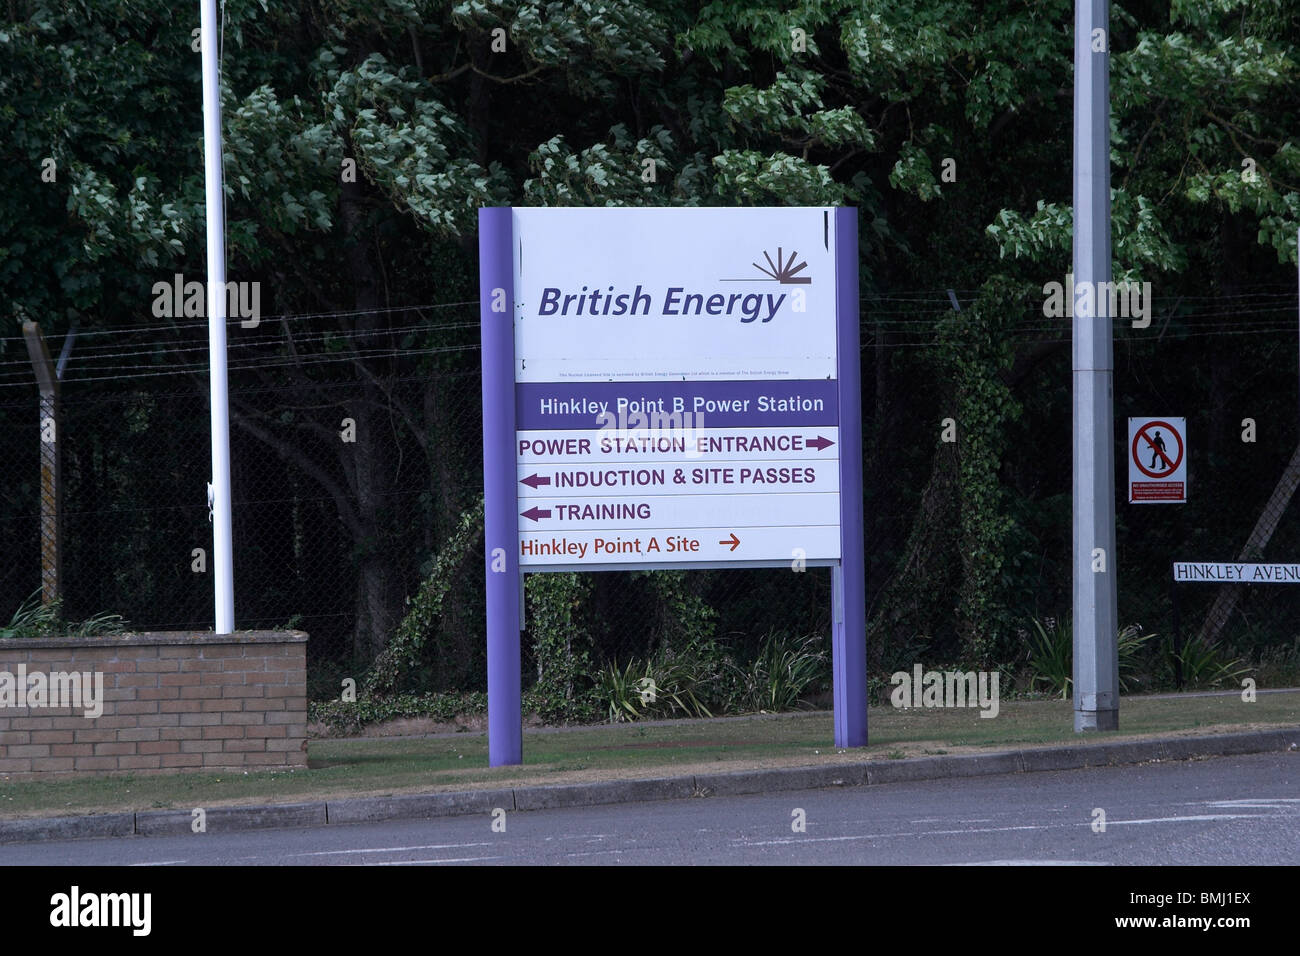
[520,473,551,489]
[805,435,835,451]
[520,506,552,522]
[719,533,740,552]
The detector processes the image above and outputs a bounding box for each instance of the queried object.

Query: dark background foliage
[2,0,1299,703]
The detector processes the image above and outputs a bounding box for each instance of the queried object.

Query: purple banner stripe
[516,380,839,429]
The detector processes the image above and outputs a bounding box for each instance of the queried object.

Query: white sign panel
[1128,417,1186,504]
[511,207,843,568]
[513,207,837,383]
[1174,562,1300,583]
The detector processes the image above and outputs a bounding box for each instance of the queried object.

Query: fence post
[22,321,61,607]
[1170,575,1182,690]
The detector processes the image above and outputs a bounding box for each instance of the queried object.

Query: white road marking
[1106,814,1261,826]
[369,856,501,866]
[1200,798,1300,810]
[287,842,493,858]
[947,860,1110,866]
[129,860,187,866]
[542,833,612,841]
[912,818,995,824]
[740,812,1265,847]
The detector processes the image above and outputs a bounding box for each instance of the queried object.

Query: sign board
[512,207,842,569]
[1128,417,1186,503]
[479,206,866,765]
[1174,562,1300,583]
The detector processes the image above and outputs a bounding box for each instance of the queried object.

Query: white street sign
[1174,562,1300,583]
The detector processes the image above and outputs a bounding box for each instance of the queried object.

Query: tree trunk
[866,438,961,666]
[428,373,474,688]
[339,177,404,663]
[1198,440,1300,644]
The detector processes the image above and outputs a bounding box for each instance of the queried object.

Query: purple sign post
[479,207,522,766]
[832,207,867,747]
[479,206,866,765]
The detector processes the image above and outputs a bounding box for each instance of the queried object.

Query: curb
[134,802,327,837]
[1,726,1296,846]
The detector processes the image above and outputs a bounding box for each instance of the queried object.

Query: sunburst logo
[722,247,812,284]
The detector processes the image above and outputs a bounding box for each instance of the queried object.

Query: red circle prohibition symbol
[1132,420,1183,479]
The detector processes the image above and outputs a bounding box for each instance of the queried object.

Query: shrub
[1171,635,1250,689]
[1026,615,1155,697]
[308,691,488,736]
[1027,615,1072,698]
[0,590,128,639]
[727,630,829,713]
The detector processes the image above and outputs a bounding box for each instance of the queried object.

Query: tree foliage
[3,0,1300,687]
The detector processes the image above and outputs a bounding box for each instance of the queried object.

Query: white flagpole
[200,0,235,633]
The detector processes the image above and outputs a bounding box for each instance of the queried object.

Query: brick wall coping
[0,630,308,652]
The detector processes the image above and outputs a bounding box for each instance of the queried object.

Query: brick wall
[0,631,307,777]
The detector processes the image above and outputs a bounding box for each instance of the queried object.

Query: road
[1,752,1296,865]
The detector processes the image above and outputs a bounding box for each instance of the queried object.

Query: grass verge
[1,691,1296,819]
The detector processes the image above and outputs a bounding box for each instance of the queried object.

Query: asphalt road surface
[2,752,1297,865]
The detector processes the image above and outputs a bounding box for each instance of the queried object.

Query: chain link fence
[9,294,1297,706]
[0,309,830,702]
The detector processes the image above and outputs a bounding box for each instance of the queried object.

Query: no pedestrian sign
[1128,417,1186,504]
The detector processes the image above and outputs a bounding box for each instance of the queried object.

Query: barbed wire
[0,300,483,343]
[0,288,1294,391]
[2,286,1291,340]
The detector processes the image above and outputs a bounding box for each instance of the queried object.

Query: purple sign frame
[479,207,866,766]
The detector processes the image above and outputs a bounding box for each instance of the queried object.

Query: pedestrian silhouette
[1149,430,1166,469]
